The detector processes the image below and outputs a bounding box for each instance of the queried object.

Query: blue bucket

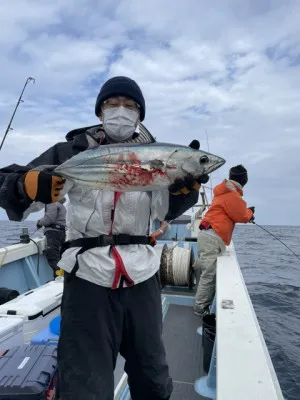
[49,315,61,336]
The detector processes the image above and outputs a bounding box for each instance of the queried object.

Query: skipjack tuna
[53,142,226,191]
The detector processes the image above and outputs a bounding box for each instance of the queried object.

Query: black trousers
[57,273,173,400]
[45,230,66,277]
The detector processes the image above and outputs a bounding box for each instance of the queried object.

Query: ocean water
[233,224,300,400]
[0,221,299,399]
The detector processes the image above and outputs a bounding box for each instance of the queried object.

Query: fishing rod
[252,221,300,262]
[205,129,213,202]
[0,76,35,151]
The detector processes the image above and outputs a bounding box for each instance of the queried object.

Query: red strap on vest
[110,192,134,289]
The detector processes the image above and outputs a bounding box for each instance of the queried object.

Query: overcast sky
[0,0,299,225]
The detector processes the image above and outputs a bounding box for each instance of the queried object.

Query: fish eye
[199,155,209,164]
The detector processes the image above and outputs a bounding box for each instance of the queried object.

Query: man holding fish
[0,76,225,399]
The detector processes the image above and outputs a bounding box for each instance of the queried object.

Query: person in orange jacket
[194,165,255,317]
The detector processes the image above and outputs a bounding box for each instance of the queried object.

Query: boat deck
[163,304,207,400]
[113,302,207,399]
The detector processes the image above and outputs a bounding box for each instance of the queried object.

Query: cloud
[0,0,300,224]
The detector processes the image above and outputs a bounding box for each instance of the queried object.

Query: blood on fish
[109,164,167,188]
[116,152,141,165]
[127,152,141,164]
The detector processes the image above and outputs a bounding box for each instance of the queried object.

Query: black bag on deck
[202,313,216,346]
[202,313,216,374]
[0,345,58,399]
[0,288,19,306]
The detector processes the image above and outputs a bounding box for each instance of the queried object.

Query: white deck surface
[216,243,284,399]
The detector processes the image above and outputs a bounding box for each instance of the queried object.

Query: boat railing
[0,237,45,268]
[195,243,284,400]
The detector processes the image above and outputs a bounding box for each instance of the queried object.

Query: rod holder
[20,228,30,244]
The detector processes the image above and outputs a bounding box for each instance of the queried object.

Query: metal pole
[0,76,35,151]
[205,129,213,202]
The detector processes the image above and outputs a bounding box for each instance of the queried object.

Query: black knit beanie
[229,165,248,187]
[95,76,145,121]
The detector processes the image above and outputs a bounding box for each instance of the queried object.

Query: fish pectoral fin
[148,159,164,168]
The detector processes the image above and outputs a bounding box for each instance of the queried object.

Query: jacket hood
[65,124,102,142]
[213,179,243,197]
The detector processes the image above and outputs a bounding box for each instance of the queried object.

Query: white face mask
[102,106,139,142]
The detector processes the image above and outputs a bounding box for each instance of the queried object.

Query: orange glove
[24,171,65,204]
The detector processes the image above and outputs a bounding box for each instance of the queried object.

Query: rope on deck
[159,244,194,286]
